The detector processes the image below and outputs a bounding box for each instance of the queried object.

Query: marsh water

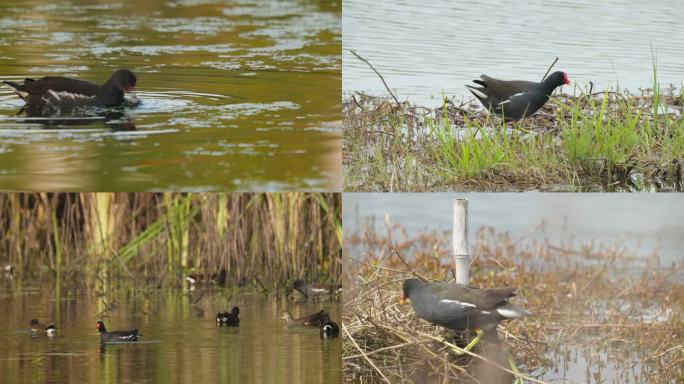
[0,282,341,383]
[0,0,341,191]
[343,0,684,104]
[343,193,684,276]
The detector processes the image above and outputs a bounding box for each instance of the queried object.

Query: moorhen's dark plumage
[30,319,56,336]
[318,313,339,339]
[96,320,140,343]
[3,69,137,109]
[401,279,530,352]
[216,306,240,326]
[465,71,570,121]
[279,309,327,326]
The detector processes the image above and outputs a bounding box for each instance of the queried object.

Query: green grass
[343,85,684,191]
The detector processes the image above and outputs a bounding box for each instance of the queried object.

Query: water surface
[343,193,684,268]
[0,283,341,383]
[0,0,341,191]
[343,0,684,104]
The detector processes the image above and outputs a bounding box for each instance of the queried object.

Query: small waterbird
[465,71,569,120]
[3,69,137,109]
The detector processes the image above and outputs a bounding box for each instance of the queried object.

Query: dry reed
[343,222,684,383]
[0,193,342,290]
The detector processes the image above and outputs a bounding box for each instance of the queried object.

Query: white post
[453,199,469,284]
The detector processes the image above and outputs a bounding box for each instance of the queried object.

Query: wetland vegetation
[343,84,684,192]
[342,222,683,383]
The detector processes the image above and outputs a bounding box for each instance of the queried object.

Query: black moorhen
[216,306,240,326]
[318,313,339,339]
[3,69,137,108]
[30,319,56,337]
[96,320,140,343]
[279,309,327,326]
[465,71,570,121]
[401,278,531,352]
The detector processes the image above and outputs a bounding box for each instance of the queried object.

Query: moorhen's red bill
[96,320,140,343]
[318,313,339,339]
[30,319,56,336]
[279,309,327,326]
[3,69,137,108]
[401,278,531,335]
[216,306,240,326]
[465,71,570,121]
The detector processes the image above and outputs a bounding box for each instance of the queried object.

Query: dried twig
[349,50,401,108]
[541,57,559,82]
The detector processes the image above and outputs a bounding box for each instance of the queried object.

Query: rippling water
[0,284,341,384]
[343,193,684,271]
[0,0,341,191]
[343,0,684,104]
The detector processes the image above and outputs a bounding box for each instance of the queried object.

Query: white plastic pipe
[453,199,469,284]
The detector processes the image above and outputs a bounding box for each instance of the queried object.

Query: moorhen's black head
[96,320,107,333]
[107,69,137,92]
[400,279,426,304]
[30,319,39,327]
[230,306,239,317]
[545,71,570,88]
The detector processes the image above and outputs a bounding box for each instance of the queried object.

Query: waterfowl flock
[27,279,340,343]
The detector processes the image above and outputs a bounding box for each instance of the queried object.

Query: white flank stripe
[497,307,522,318]
[468,88,488,100]
[311,288,328,294]
[439,299,476,307]
[48,90,61,101]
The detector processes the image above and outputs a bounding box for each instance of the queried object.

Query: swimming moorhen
[465,71,570,121]
[96,320,140,342]
[3,69,137,109]
[318,313,339,339]
[216,306,240,326]
[30,319,56,337]
[289,279,341,300]
[401,278,531,352]
[279,309,327,326]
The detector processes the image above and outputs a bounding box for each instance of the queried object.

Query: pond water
[343,193,684,271]
[0,282,341,383]
[343,0,684,104]
[0,0,341,191]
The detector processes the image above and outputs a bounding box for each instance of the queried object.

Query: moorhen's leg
[450,328,484,355]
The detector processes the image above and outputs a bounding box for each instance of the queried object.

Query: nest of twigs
[343,225,684,383]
